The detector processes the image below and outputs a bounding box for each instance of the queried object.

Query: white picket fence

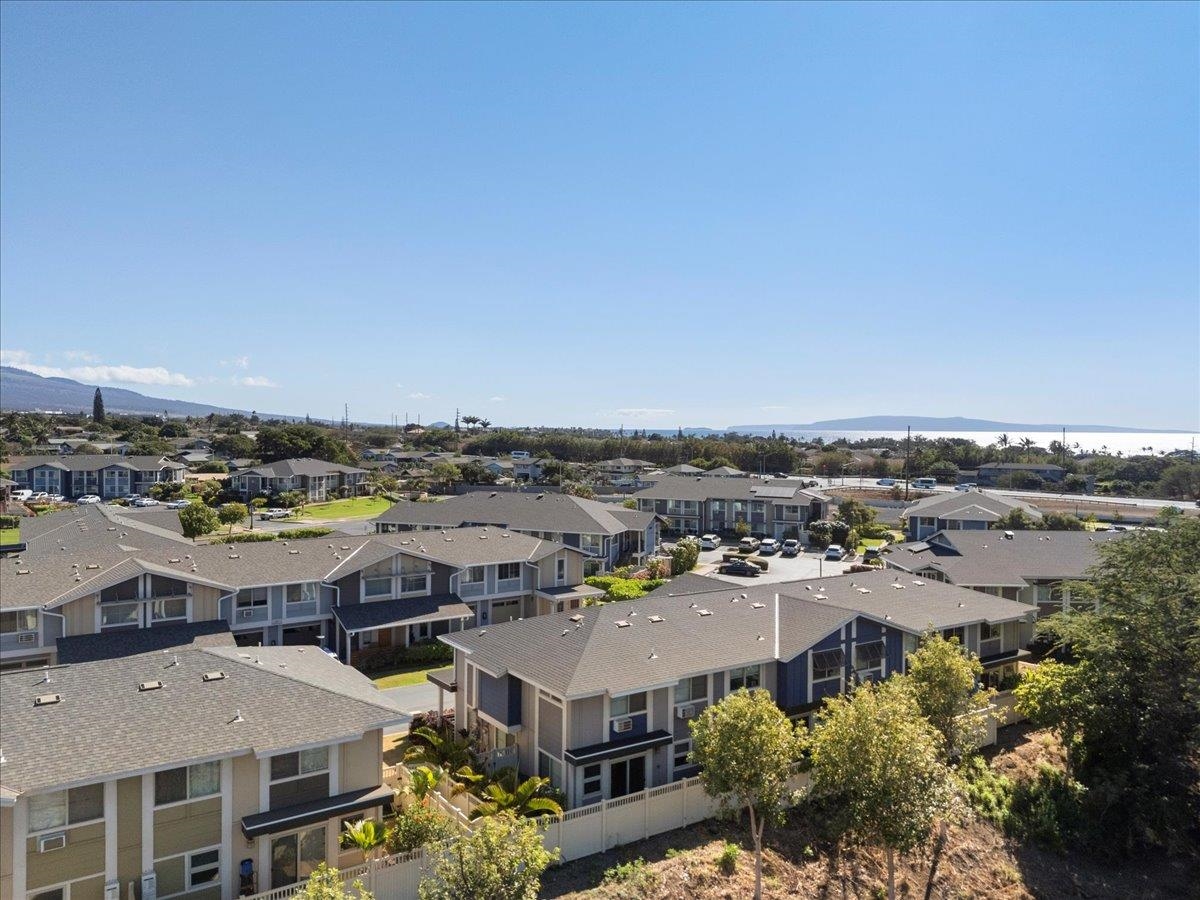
[243,848,434,900]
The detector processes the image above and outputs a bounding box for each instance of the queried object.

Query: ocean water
[773,431,1199,456]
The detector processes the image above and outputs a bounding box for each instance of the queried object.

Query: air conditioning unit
[38,833,66,853]
[17,632,37,644]
[676,704,696,719]
[241,610,253,619]
[613,717,633,734]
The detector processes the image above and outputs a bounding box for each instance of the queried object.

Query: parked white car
[48,494,65,503]
[700,534,721,550]
[29,491,50,502]
[76,494,102,505]
[739,536,761,552]
[824,544,846,561]
[954,483,977,492]
[132,497,160,507]
[758,538,781,555]
[164,499,192,509]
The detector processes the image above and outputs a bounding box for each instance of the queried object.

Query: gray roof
[0,644,403,796]
[333,595,474,632]
[700,465,746,477]
[904,490,1042,521]
[233,458,367,478]
[662,464,703,474]
[369,526,581,568]
[17,504,192,556]
[442,570,1030,699]
[373,492,641,537]
[8,455,186,473]
[56,620,235,664]
[632,475,826,504]
[883,529,1124,586]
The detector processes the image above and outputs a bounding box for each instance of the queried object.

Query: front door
[610,754,647,798]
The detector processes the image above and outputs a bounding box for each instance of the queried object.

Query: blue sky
[2,2,1197,429]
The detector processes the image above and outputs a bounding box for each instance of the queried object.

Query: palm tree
[996,434,1010,461]
[404,726,478,773]
[340,818,387,860]
[467,771,563,820]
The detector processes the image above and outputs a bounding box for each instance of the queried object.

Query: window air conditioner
[676,705,696,719]
[17,632,36,644]
[613,717,633,734]
[241,610,253,619]
[38,833,66,852]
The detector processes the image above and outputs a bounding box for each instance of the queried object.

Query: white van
[12,489,32,502]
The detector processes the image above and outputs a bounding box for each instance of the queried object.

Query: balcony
[458,581,486,598]
[495,577,523,594]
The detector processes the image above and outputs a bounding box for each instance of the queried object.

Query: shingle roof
[442,570,1030,699]
[16,505,190,556]
[333,595,474,632]
[234,458,367,478]
[632,476,825,503]
[662,464,703,474]
[700,466,746,476]
[904,490,1042,521]
[0,645,403,796]
[56,620,235,664]
[369,526,580,568]
[883,529,1124,586]
[8,455,186,472]
[373,492,639,537]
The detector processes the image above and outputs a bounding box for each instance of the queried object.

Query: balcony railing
[459,582,485,598]
[495,577,523,594]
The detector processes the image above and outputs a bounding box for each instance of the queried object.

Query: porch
[332,595,473,666]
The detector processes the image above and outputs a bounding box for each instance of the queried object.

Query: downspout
[773,593,780,661]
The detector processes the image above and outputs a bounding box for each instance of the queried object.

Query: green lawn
[0,528,19,545]
[854,537,887,556]
[373,664,450,690]
[288,496,394,521]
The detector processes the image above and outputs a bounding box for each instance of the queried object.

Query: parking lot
[695,543,852,584]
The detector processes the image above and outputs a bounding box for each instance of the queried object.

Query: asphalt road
[697,545,850,585]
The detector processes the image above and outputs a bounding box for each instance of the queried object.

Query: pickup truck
[258,508,291,520]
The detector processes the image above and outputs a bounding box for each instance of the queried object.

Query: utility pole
[904,425,911,500]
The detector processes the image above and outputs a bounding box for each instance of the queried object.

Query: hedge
[210,532,279,544]
[0,515,19,530]
[356,641,454,674]
[278,527,335,539]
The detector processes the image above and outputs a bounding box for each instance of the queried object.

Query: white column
[104,779,118,883]
[11,797,27,900]
[220,758,233,900]
[257,758,271,888]
[141,773,155,875]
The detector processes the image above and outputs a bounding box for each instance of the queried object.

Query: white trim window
[155,845,220,898]
[580,763,602,802]
[537,751,563,790]
[673,738,694,771]
[811,648,845,695]
[286,583,319,605]
[497,562,521,583]
[461,566,485,586]
[609,692,647,721]
[27,784,104,834]
[853,640,885,682]
[675,675,707,705]
[149,597,187,624]
[236,587,269,611]
[729,665,761,692]
[979,621,1003,657]
[155,761,220,807]
[269,746,330,807]
[99,601,140,631]
[0,609,38,633]
[942,626,965,646]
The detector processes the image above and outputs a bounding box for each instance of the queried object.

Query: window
[237,587,268,609]
[155,761,220,806]
[149,597,187,622]
[287,583,318,604]
[400,574,428,594]
[556,558,566,583]
[188,848,220,888]
[980,622,1002,641]
[582,764,601,799]
[28,784,104,833]
[580,534,603,556]
[537,751,563,790]
[30,890,64,900]
[271,746,329,781]
[942,627,965,645]
[854,641,885,680]
[497,562,521,582]
[364,577,391,598]
[100,580,138,603]
[811,648,844,682]
[270,825,326,889]
[149,575,188,598]
[673,739,693,770]
[462,566,485,585]
[609,692,646,718]
[729,665,761,691]
[100,601,140,629]
[0,609,37,633]
[675,675,707,704]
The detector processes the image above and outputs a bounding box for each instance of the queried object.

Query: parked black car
[719,559,761,577]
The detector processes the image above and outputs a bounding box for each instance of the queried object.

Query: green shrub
[357,641,453,674]
[602,857,654,889]
[959,755,1014,826]
[717,841,740,875]
[278,527,335,539]
[858,522,894,541]
[210,531,278,544]
[385,804,457,853]
[1007,764,1085,851]
[0,515,19,530]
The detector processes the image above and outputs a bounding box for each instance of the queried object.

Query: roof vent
[913,580,925,586]
[569,614,584,623]
[341,545,351,551]
[202,671,227,682]
[757,634,765,641]
[168,558,180,563]
[752,602,765,609]
[1004,531,1015,539]
[648,648,658,660]
[138,680,163,692]
[615,620,631,628]
[697,609,712,617]
[230,709,245,724]
[730,596,739,603]
[34,694,63,707]
[86,563,100,570]
[648,615,664,624]
[228,554,240,559]
[16,569,30,575]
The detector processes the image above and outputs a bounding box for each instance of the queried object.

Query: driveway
[696,545,850,585]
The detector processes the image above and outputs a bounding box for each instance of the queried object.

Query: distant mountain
[725,415,1188,434]
[0,366,295,419]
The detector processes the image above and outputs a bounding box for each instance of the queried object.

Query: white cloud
[611,407,675,420]
[2,349,195,387]
[220,356,251,369]
[63,350,101,363]
[236,376,278,388]
[489,396,507,402]
[408,392,431,400]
